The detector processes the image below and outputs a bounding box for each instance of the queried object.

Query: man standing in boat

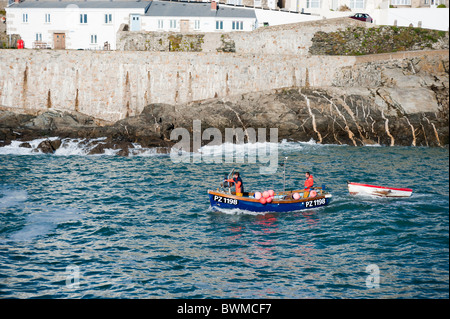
[304,172,314,192]
[225,172,244,197]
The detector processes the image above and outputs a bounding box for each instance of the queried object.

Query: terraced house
[5,0,256,50]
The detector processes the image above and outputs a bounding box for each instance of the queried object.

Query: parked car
[349,13,373,23]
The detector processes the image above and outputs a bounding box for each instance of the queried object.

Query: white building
[6,1,257,49]
[6,1,150,50]
[140,1,257,32]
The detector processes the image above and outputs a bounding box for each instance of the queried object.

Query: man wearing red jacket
[304,172,314,191]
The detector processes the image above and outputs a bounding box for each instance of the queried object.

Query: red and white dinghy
[348,182,413,198]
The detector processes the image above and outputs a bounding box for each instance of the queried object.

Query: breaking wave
[0,137,363,157]
[0,137,168,157]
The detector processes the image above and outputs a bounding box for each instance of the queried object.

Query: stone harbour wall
[0,49,360,122]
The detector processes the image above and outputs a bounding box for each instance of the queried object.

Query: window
[215,20,223,30]
[390,0,411,4]
[349,0,365,8]
[105,14,112,24]
[169,19,177,29]
[45,14,50,23]
[80,14,87,24]
[194,20,200,30]
[306,0,320,8]
[35,33,42,42]
[158,19,164,29]
[232,21,243,30]
[90,34,97,44]
[22,13,28,23]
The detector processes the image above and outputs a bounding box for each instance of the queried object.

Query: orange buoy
[254,191,262,199]
[263,191,269,198]
[293,193,300,200]
[259,197,267,204]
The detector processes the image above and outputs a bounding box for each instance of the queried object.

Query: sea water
[0,140,448,298]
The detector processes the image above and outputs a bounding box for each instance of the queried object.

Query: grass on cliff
[310,25,449,56]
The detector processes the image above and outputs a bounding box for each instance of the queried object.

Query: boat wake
[209,206,268,216]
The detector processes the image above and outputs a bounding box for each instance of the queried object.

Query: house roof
[145,1,256,19]
[8,1,150,9]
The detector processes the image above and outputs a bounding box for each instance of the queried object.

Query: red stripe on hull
[348,182,412,192]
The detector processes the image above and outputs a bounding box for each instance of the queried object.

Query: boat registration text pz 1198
[305,198,326,208]
[213,195,239,205]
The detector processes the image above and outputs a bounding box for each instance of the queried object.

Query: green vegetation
[168,34,204,52]
[309,25,449,56]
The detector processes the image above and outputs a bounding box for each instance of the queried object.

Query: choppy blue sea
[0,140,448,298]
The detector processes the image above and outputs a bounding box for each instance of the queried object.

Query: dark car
[349,13,373,23]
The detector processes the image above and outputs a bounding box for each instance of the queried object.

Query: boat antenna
[283,157,288,192]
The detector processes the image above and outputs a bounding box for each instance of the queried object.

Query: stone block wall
[0,49,359,122]
[116,17,371,55]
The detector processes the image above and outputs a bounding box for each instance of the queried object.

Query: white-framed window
[105,14,112,24]
[22,13,28,23]
[158,19,164,29]
[169,19,177,29]
[194,20,200,30]
[215,20,223,30]
[232,21,243,30]
[45,14,50,23]
[90,34,97,44]
[306,0,320,8]
[349,0,365,8]
[390,0,411,4]
[35,33,42,42]
[80,14,87,24]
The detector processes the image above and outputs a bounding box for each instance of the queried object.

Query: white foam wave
[0,137,60,155]
[8,206,82,242]
[0,136,360,157]
[198,141,281,158]
[0,188,28,209]
[54,137,107,156]
[197,138,346,158]
[210,206,268,216]
[0,137,166,157]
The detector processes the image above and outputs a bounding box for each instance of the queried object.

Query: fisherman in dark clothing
[225,172,244,196]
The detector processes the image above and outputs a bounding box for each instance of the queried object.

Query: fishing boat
[208,188,332,213]
[347,182,413,198]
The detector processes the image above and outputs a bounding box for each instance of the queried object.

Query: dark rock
[36,139,61,153]
[88,142,107,155]
[19,142,32,148]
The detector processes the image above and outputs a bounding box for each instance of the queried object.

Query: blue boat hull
[208,191,331,213]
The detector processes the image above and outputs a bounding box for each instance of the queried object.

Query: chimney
[211,1,217,11]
